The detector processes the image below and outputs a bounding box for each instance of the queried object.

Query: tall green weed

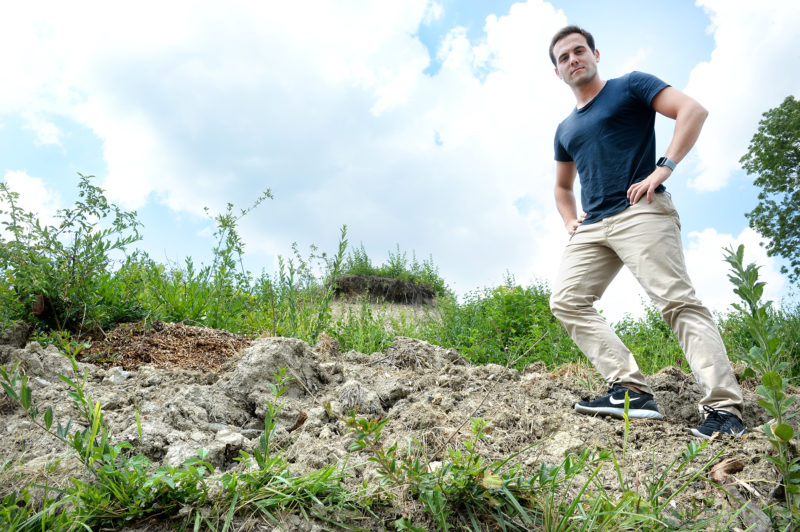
[329,298,423,353]
[724,244,799,526]
[720,299,800,380]
[251,228,348,342]
[126,191,347,342]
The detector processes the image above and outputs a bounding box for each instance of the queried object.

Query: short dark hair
[549,25,595,66]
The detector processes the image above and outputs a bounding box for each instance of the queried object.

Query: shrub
[421,276,579,369]
[0,174,142,333]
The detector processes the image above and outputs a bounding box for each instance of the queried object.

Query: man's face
[552,33,600,87]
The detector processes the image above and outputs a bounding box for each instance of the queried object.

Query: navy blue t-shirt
[554,71,669,224]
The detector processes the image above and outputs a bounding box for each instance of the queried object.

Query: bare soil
[0,320,793,531]
[335,275,436,305]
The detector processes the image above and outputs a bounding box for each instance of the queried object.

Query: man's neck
[573,77,606,109]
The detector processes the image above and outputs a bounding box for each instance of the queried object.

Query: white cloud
[24,115,63,146]
[0,1,572,290]
[686,0,800,191]
[423,1,444,25]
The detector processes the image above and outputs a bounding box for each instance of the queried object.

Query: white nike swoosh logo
[609,396,642,405]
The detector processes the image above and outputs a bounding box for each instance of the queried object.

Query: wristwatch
[656,156,677,171]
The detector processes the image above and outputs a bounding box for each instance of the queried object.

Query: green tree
[740,95,800,282]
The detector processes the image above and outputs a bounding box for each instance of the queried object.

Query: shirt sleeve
[628,71,670,107]
[554,125,573,162]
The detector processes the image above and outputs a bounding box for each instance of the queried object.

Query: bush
[420,276,579,369]
[0,174,143,333]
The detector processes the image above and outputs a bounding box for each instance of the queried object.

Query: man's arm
[627,86,709,204]
[554,160,584,235]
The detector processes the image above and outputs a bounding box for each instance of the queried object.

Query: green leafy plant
[253,226,348,342]
[724,244,799,526]
[347,414,545,530]
[421,276,578,369]
[140,256,213,325]
[614,303,684,372]
[203,192,272,331]
[331,298,395,353]
[0,174,142,333]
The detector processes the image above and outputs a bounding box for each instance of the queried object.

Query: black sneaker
[574,384,664,420]
[689,405,746,438]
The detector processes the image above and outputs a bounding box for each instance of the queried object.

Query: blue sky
[1,0,798,322]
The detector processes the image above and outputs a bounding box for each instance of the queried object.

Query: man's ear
[594,49,600,62]
[554,66,562,79]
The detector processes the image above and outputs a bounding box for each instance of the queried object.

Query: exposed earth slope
[0,321,790,530]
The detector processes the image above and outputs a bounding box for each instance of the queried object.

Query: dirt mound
[0,324,793,530]
[335,274,435,304]
[82,321,250,372]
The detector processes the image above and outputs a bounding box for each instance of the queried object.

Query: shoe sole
[688,427,746,439]
[689,428,711,438]
[574,403,665,420]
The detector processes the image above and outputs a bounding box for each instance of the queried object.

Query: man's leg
[609,193,744,418]
[550,222,652,394]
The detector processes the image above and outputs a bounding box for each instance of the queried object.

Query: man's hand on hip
[567,212,587,235]
[627,167,672,205]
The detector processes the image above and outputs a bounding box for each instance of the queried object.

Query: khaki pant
[550,193,743,418]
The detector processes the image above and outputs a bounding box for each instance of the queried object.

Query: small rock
[216,428,246,447]
[0,321,32,348]
[336,380,383,415]
[104,367,131,385]
[33,377,51,387]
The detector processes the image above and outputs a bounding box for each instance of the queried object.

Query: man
[547,25,745,438]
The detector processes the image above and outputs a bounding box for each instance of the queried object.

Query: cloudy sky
[1,0,798,322]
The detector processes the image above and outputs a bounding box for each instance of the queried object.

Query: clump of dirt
[82,321,250,372]
[335,274,436,304]
[0,324,794,530]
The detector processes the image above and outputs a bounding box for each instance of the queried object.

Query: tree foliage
[740,95,800,282]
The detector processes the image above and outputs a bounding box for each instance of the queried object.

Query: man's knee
[549,287,573,320]
[659,297,711,327]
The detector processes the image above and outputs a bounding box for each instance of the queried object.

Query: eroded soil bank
[0,322,792,530]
